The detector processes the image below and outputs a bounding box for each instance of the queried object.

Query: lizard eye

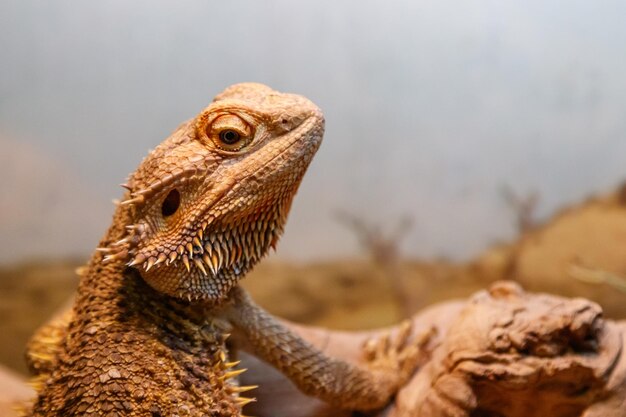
[161,189,180,217]
[206,114,253,151]
[219,129,241,145]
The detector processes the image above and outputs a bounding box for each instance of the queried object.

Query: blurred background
[1,0,626,381]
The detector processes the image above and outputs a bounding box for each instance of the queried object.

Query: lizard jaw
[137,197,290,303]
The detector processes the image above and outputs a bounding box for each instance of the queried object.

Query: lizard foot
[362,321,435,390]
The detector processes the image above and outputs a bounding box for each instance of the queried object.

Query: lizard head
[105,83,324,303]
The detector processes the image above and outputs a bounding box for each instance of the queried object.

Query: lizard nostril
[161,189,180,217]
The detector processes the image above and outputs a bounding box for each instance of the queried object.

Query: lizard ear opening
[161,189,181,217]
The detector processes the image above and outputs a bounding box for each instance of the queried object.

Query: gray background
[1,0,625,263]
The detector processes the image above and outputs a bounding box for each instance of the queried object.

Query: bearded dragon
[25,83,421,416]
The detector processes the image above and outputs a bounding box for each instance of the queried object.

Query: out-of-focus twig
[500,186,541,235]
[335,210,414,318]
[569,263,626,294]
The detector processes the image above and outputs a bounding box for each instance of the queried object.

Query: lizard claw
[363,321,435,388]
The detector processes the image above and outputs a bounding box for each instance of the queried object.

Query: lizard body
[26,83,420,416]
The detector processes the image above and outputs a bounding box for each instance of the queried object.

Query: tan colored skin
[26,83,420,416]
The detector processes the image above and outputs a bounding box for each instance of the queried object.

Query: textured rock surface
[392,281,625,417]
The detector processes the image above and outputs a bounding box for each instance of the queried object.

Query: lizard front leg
[222,286,426,411]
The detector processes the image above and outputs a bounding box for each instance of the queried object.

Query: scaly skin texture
[26,83,421,416]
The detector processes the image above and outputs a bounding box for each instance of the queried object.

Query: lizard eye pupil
[219,130,240,145]
[161,189,180,217]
